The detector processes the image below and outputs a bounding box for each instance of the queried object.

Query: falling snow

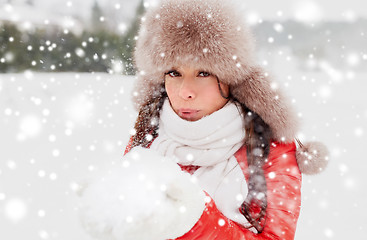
[0,69,364,239]
[1,1,367,239]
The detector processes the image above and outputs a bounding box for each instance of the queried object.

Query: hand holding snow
[77,147,206,240]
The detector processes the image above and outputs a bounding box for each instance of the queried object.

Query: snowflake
[4,198,27,223]
[18,114,42,139]
[324,228,334,238]
[354,127,364,137]
[218,218,226,226]
[38,210,46,217]
[273,23,284,33]
[268,172,276,179]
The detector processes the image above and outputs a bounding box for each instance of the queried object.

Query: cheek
[204,84,229,110]
[205,84,224,100]
[165,81,179,105]
[165,81,174,97]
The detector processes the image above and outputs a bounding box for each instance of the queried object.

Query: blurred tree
[91,0,106,32]
[2,11,365,74]
[0,23,28,72]
[120,0,146,75]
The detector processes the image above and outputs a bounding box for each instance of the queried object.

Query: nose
[178,77,196,100]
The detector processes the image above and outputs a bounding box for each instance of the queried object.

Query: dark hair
[130,91,271,233]
[237,101,271,233]
[130,85,166,149]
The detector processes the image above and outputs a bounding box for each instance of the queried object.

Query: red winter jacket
[124,140,302,240]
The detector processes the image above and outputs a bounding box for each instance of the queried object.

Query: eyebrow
[165,68,213,75]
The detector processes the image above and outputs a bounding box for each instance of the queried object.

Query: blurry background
[0,0,366,239]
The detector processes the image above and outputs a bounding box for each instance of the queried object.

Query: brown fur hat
[133,0,328,174]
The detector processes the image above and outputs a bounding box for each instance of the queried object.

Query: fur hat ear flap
[230,66,299,143]
[295,139,329,174]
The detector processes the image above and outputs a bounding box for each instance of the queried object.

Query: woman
[125,0,329,239]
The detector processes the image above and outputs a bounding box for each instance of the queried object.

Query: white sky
[242,0,365,22]
[1,0,366,23]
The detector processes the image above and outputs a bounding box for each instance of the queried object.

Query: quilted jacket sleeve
[124,140,302,240]
[173,141,302,240]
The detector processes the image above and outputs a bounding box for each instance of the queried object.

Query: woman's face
[164,66,229,121]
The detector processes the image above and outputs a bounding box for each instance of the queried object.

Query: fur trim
[296,141,329,174]
[231,66,299,142]
[133,0,299,143]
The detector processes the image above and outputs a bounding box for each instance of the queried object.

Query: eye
[198,71,211,77]
[166,70,181,77]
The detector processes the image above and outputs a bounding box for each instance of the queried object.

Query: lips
[178,108,200,121]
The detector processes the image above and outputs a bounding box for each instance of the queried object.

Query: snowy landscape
[1,62,367,240]
[1,0,367,239]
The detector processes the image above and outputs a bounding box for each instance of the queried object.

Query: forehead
[164,59,214,74]
[172,66,209,72]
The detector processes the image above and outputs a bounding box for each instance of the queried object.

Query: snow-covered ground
[0,59,366,239]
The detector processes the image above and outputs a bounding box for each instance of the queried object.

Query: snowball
[78,147,205,240]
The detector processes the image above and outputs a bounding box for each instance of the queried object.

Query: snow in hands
[77,147,206,240]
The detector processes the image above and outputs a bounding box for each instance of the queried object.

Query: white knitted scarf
[150,99,250,226]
